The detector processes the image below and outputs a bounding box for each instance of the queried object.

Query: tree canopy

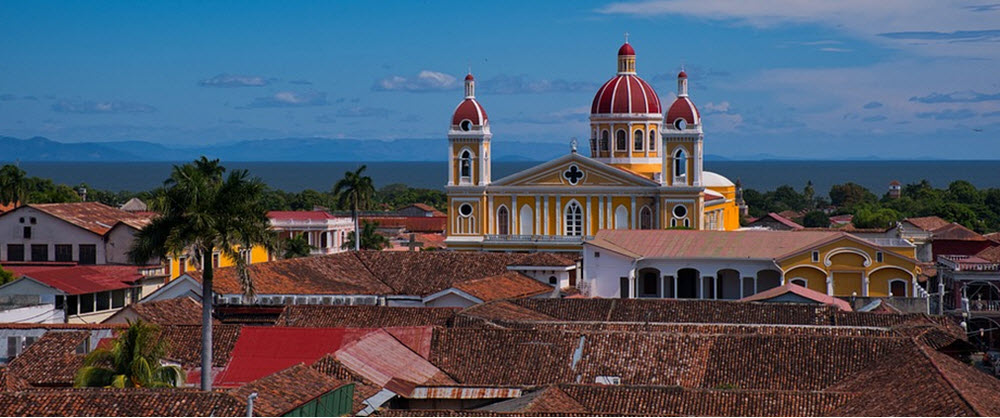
[74,320,185,388]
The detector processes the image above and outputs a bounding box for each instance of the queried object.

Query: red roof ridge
[740,283,852,311]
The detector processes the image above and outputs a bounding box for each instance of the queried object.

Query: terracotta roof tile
[275,305,458,328]
[229,364,345,416]
[157,325,242,368]
[453,272,553,302]
[126,297,208,326]
[7,331,89,387]
[193,252,393,296]
[0,388,245,416]
[932,222,987,241]
[976,245,1000,262]
[985,232,1000,244]
[0,368,31,392]
[24,202,155,235]
[560,384,852,416]
[905,216,951,231]
[741,283,853,311]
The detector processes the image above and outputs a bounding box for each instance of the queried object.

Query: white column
[448,143,454,185]
[753,277,759,294]
[714,277,719,299]
[511,195,518,235]
[826,273,834,296]
[698,276,704,299]
[543,196,550,236]
[478,143,486,186]
[673,275,679,298]
[606,195,613,229]
[598,196,605,230]
[586,196,593,236]
[488,195,494,234]
[862,271,870,297]
[630,196,637,229]
[555,196,562,235]
[535,196,541,235]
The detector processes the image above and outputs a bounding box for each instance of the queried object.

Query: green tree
[829,183,876,208]
[127,157,275,391]
[0,164,29,207]
[74,320,184,388]
[333,165,375,251]
[852,204,902,229]
[0,266,15,285]
[282,234,314,259]
[342,221,390,250]
[802,211,831,228]
[803,181,816,209]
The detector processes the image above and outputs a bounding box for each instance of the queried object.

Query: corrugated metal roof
[589,229,839,260]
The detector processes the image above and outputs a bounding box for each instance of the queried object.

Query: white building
[0,202,154,265]
[268,211,355,255]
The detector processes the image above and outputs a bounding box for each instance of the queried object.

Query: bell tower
[448,73,491,187]
[662,71,703,187]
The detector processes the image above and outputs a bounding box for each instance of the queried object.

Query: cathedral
[445,39,741,252]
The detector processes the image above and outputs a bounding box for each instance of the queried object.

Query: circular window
[674,119,687,130]
[460,120,472,131]
[458,203,473,217]
[672,204,687,218]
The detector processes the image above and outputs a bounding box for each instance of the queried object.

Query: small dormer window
[460,119,472,131]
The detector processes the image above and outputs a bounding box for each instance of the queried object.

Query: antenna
[624,32,630,43]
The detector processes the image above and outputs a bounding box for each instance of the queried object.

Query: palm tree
[333,165,375,251]
[74,320,185,388]
[342,220,390,250]
[0,164,28,207]
[128,156,274,391]
[282,233,314,259]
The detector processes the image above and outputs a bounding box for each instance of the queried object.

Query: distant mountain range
[0,136,923,162]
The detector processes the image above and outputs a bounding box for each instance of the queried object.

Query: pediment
[492,153,658,188]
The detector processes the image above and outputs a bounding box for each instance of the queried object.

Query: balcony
[484,234,593,243]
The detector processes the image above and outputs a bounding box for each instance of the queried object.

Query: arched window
[673,148,687,180]
[460,150,472,182]
[497,205,509,235]
[639,206,652,229]
[633,130,644,151]
[649,130,656,151]
[615,205,629,229]
[549,276,558,285]
[565,201,583,236]
[519,204,533,235]
[600,130,609,151]
[889,279,907,297]
[790,278,808,287]
[615,130,627,151]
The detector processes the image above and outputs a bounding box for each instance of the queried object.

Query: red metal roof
[617,42,635,56]
[451,98,488,126]
[7,265,143,294]
[267,210,341,221]
[741,283,853,311]
[591,74,661,114]
[214,327,375,387]
[667,96,700,125]
[335,328,453,395]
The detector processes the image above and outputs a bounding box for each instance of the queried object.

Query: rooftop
[5,265,144,295]
[15,202,156,235]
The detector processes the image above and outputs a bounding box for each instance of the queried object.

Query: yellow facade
[166,244,270,280]
[777,236,921,297]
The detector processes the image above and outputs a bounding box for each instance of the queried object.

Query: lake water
[6,160,1000,194]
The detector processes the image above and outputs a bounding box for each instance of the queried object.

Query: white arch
[519,204,533,235]
[868,265,916,280]
[615,205,629,229]
[458,146,475,183]
[564,199,584,236]
[496,204,510,235]
[823,248,872,267]
[781,264,827,276]
[673,148,687,181]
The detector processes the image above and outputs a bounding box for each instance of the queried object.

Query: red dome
[464,73,474,81]
[618,43,635,56]
[666,97,700,126]
[452,98,488,126]
[591,74,661,114]
[678,70,687,78]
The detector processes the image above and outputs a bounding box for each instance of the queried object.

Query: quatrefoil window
[563,165,584,185]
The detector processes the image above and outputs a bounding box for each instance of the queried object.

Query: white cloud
[199,73,273,87]
[597,0,1000,58]
[373,70,459,92]
[240,91,329,108]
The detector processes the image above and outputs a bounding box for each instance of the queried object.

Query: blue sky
[1,1,999,159]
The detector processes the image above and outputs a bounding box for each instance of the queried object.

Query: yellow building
[445,40,741,252]
[165,245,270,280]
